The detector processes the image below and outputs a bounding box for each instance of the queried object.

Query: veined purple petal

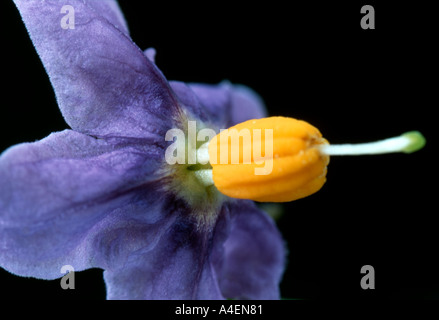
[104,212,224,300]
[0,130,167,278]
[212,201,285,300]
[13,0,180,138]
[169,81,210,124]
[228,84,268,126]
[172,81,267,129]
[85,0,129,35]
[104,201,285,300]
[169,80,250,130]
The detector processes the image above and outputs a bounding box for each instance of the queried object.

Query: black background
[0,0,437,301]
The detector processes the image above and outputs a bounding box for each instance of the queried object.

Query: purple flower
[0,0,285,299]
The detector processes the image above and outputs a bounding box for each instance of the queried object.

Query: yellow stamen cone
[208,116,330,202]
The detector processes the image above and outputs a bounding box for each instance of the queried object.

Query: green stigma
[401,131,426,154]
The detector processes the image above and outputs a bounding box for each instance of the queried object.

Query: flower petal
[213,201,286,299]
[184,82,267,128]
[104,213,224,299]
[169,81,210,123]
[103,201,285,300]
[85,0,129,35]
[144,48,157,64]
[228,84,268,126]
[13,0,180,138]
[0,130,166,279]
